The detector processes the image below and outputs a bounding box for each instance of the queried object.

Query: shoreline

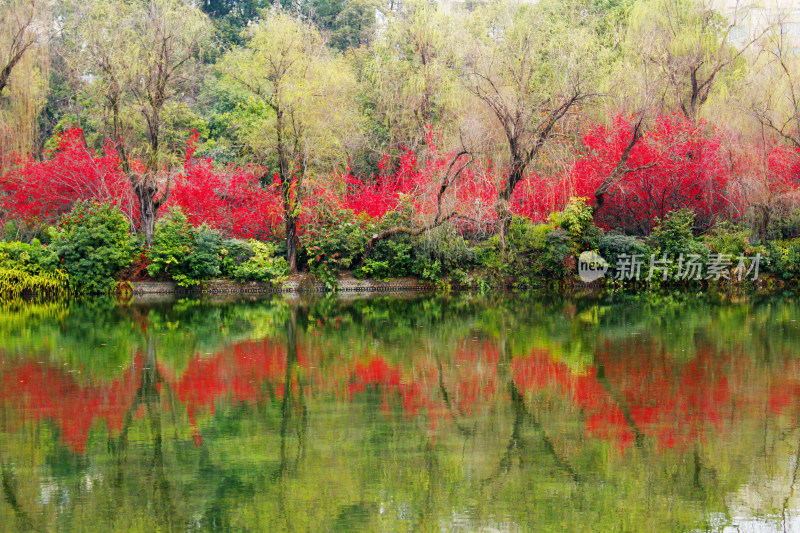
[127,274,437,296]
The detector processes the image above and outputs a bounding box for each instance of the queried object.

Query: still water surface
[1,293,800,532]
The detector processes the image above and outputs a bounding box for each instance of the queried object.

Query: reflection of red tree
[0,354,143,453]
[595,342,734,451]
[5,335,800,456]
[512,349,635,450]
[168,339,297,426]
[766,359,800,415]
[348,358,430,417]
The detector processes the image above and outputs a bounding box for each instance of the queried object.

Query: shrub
[598,234,649,272]
[185,225,223,281]
[648,209,708,257]
[231,240,289,285]
[355,213,459,282]
[219,238,256,278]
[764,239,800,281]
[357,237,416,280]
[148,209,289,287]
[49,200,136,293]
[704,220,759,257]
[147,207,198,286]
[0,240,70,299]
[772,210,800,240]
[301,209,372,287]
[147,208,254,286]
[412,225,476,274]
[476,217,573,287]
[549,196,599,252]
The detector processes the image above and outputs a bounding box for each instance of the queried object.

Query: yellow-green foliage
[0,241,70,300]
[0,266,70,300]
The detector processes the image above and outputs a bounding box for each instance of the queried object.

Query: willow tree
[731,16,800,241]
[218,12,360,272]
[0,0,48,173]
[462,0,608,247]
[624,0,761,121]
[352,0,462,165]
[63,0,210,245]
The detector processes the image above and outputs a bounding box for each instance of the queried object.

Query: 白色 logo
[578,251,608,283]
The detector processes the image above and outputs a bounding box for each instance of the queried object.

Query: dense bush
[147,208,199,286]
[357,238,417,280]
[229,240,289,284]
[413,225,476,274]
[0,240,70,299]
[184,225,225,282]
[550,197,600,253]
[764,239,800,281]
[598,234,649,272]
[219,238,257,277]
[648,209,708,257]
[148,208,289,286]
[704,221,759,257]
[477,217,573,287]
[300,209,372,288]
[356,211,473,282]
[768,210,800,241]
[49,201,137,293]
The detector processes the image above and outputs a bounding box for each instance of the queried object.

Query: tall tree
[218,12,360,272]
[63,0,210,245]
[352,0,462,167]
[625,0,762,121]
[0,0,42,95]
[732,16,800,241]
[462,0,608,247]
[0,0,48,174]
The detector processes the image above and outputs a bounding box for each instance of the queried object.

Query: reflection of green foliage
[2,293,800,531]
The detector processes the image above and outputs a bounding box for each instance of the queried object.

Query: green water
[1,293,800,532]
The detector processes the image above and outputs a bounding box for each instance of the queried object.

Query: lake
[1,292,799,532]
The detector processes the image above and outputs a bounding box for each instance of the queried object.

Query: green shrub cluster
[300,209,372,289]
[147,208,289,287]
[764,239,800,281]
[49,200,137,293]
[476,218,572,288]
[0,240,70,299]
[299,208,473,288]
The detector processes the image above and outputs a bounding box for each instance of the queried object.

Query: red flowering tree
[167,155,284,241]
[0,128,137,238]
[569,115,732,234]
[726,142,800,241]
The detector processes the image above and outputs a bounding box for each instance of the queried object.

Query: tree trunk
[131,176,159,247]
[495,196,512,251]
[285,213,298,273]
[495,163,523,251]
[758,205,771,244]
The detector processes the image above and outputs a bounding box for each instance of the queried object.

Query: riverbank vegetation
[2,0,800,295]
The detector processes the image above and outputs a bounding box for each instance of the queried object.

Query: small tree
[63,0,211,246]
[462,0,608,248]
[218,12,360,271]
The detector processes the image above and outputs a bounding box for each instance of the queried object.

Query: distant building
[714,0,800,50]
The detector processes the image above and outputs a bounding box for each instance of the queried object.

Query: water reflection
[0,294,799,531]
